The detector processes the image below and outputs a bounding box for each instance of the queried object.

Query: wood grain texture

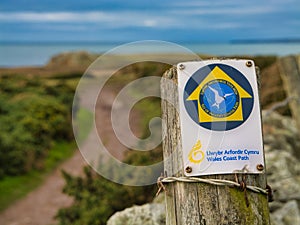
[161,66,270,225]
[278,55,300,135]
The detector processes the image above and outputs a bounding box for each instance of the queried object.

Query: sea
[0,42,300,67]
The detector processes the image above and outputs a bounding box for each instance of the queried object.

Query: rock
[260,55,300,120]
[271,201,300,225]
[46,51,99,68]
[266,150,300,204]
[107,203,165,225]
[107,111,300,225]
[278,55,300,137]
[262,111,300,224]
[260,61,290,115]
[106,54,300,224]
[262,111,300,160]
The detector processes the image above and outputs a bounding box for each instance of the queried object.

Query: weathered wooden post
[278,55,300,135]
[160,60,270,225]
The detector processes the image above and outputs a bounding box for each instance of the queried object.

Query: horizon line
[0,38,300,45]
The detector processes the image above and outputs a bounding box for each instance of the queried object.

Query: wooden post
[161,66,270,225]
[278,55,300,135]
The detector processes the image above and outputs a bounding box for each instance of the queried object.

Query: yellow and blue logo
[188,140,205,164]
[184,64,254,131]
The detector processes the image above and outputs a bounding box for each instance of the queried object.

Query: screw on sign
[179,63,185,70]
[179,60,263,174]
[161,59,270,225]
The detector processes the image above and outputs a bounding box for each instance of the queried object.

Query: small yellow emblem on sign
[188,140,205,164]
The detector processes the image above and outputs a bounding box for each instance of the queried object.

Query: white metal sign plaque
[177,60,264,176]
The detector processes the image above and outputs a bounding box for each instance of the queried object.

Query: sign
[177,60,264,176]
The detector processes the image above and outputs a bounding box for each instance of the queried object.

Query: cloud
[0,10,248,30]
[167,0,241,8]
[0,0,298,43]
[32,24,90,31]
[170,6,276,16]
[143,19,158,27]
[0,11,181,30]
[0,11,113,22]
[172,0,293,10]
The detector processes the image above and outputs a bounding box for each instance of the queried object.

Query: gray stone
[271,201,300,225]
[262,111,300,224]
[266,149,300,207]
[278,55,300,136]
[108,111,300,225]
[107,203,165,225]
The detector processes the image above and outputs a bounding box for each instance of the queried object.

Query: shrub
[0,75,74,177]
[56,167,156,225]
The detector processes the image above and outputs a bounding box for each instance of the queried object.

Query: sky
[0,0,299,43]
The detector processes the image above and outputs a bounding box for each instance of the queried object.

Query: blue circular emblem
[200,79,240,118]
[184,63,254,131]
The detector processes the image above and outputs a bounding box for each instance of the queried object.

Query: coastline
[1,42,300,68]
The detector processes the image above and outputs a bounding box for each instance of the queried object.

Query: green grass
[135,97,161,137]
[76,108,94,144]
[0,141,76,212]
[0,171,43,212]
[44,141,76,172]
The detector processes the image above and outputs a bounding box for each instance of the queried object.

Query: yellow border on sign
[186,66,252,123]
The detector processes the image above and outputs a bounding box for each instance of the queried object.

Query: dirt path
[0,151,86,225]
[0,82,138,225]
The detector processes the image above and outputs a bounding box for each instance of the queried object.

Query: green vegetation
[44,141,76,171]
[0,75,74,177]
[0,141,75,211]
[75,108,93,144]
[0,171,43,211]
[0,74,76,211]
[56,62,166,225]
[56,167,156,225]
[56,56,277,225]
[0,55,278,222]
[124,97,163,166]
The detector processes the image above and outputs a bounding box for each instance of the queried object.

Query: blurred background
[0,1,300,225]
